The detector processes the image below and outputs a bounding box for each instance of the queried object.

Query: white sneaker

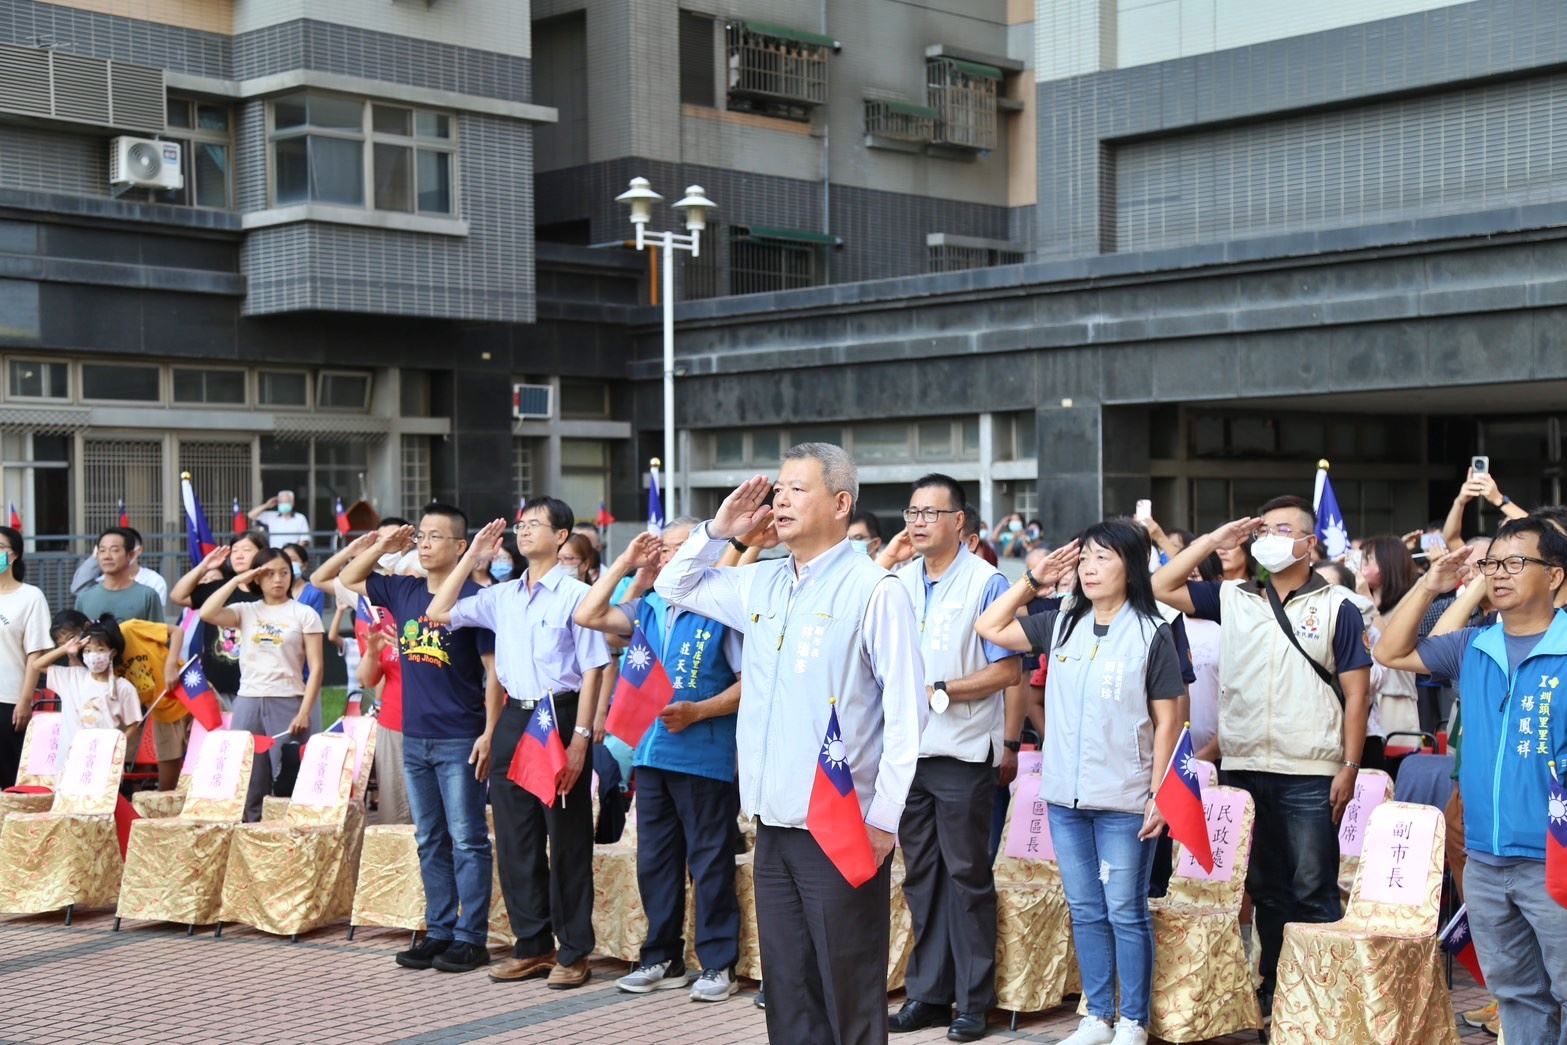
[1056,1015,1116,1045]
[615,959,693,994]
[689,967,740,1002]
[1109,1018,1148,1045]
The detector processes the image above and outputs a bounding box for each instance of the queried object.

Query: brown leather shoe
[546,959,590,989]
[488,953,557,982]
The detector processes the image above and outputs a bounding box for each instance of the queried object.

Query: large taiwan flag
[604,625,675,747]
[807,702,878,888]
[180,474,217,568]
[170,656,224,731]
[1155,724,1214,873]
[1548,764,1567,907]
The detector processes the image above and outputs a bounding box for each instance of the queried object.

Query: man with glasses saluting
[1376,517,1567,1045]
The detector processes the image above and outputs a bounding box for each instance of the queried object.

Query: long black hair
[0,525,26,582]
[1055,519,1163,648]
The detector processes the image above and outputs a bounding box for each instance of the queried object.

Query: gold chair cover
[218,735,364,937]
[0,792,53,820]
[487,832,515,950]
[0,712,59,823]
[116,732,256,927]
[592,840,647,963]
[341,718,379,801]
[993,818,1076,1013]
[1272,802,1459,1045]
[131,783,188,820]
[261,795,291,821]
[0,729,127,915]
[352,825,425,932]
[1147,786,1263,1042]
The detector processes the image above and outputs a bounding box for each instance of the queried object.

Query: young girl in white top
[22,615,142,773]
[199,546,324,821]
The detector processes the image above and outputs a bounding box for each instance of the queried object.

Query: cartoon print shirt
[230,599,324,698]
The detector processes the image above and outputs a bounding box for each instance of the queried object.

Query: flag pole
[552,691,567,809]
[1313,459,1329,513]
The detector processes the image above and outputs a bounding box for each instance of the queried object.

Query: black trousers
[490,696,594,965]
[636,766,741,971]
[899,757,998,1013]
[0,706,21,789]
[755,823,892,1045]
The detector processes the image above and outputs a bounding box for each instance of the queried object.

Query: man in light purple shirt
[656,443,926,1045]
[428,496,610,991]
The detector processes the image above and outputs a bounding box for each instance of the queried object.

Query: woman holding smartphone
[978,520,1184,1045]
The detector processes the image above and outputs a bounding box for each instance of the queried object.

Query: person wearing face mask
[962,507,999,568]
[22,615,142,776]
[248,490,312,549]
[1153,496,1372,1024]
[200,547,325,821]
[558,534,600,585]
[486,532,521,585]
[848,510,884,558]
[996,514,1028,559]
[281,543,326,619]
[0,526,53,787]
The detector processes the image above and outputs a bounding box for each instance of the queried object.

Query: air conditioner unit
[109,136,182,191]
[513,383,554,420]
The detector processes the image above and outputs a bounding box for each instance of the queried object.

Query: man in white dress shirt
[656,442,927,1045]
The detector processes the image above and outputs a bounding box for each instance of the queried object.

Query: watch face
[929,689,950,714]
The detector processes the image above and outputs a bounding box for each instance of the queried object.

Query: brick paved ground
[0,911,1501,1044]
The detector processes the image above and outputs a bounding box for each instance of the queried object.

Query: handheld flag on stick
[180,473,217,568]
[807,699,878,888]
[604,625,675,747]
[1155,724,1214,873]
[116,498,130,528]
[648,459,665,534]
[507,694,569,808]
[1313,459,1351,560]
[1548,761,1567,908]
[170,656,224,732]
[6,502,19,530]
[334,497,351,536]
[1439,904,1486,986]
[232,497,246,535]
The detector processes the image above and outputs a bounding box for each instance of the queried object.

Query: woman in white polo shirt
[978,519,1184,1045]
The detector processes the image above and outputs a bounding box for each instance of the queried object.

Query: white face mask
[84,650,112,674]
[378,550,403,572]
[1252,534,1302,573]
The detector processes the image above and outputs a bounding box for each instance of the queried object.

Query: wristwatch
[1003,739,1022,753]
[929,682,950,714]
[573,726,593,741]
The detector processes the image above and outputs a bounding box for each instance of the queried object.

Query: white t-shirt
[47,664,141,774]
[257,511,312,548]
[1184,614,1222,753]
[232,598,324,697]
[0,584,53,706]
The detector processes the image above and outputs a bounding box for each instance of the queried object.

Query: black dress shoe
[395,936,451,970]
[432,941,492,973]
[889,1000,950,1033]
[947,1011,987,1042]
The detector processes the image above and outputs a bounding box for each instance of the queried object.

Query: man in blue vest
[575,517,745,1003]
[1376,516,1567,1045]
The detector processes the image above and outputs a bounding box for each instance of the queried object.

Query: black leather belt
[516,690,579,710]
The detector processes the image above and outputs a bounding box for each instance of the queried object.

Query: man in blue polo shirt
[576,519,744,1003]
[340,503,499,976]
[1376,517,1567,1045]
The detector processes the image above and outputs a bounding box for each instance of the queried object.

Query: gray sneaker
[689,967,740,1002]
[616,959,693,994]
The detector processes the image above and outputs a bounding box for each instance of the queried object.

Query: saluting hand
[1207,517,1258,551]
[710,476,773,541]
[1422,545,1475,594]
[1030,539,1081,589]
[617,531,662,572]
[467,519,507,563]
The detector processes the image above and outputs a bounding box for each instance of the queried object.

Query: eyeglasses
[902,508,962,524]
[1253,525,1306,539]
[411,532,457,544]
[1475,555,1558,576]
[514,521,552,533]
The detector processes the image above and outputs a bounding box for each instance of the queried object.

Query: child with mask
[22,614,142,773]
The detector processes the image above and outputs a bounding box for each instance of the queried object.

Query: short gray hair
[668,515,702,530]
[784,442,858,506]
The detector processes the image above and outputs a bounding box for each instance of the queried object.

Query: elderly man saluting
[655,442,927,1045]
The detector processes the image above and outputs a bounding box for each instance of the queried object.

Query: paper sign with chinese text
[1176,789,1247,882]
[24,713,62,777]
[1338,771,1392,858]
[59,729,114,798]
[1357,809,1437,906]
[1004,772,1056,861]
[292,739,351,808]
[189,731,246,802]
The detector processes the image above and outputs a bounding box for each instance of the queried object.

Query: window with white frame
[401,434,432,516]
[513,440,534,502]
[172,367,247,405]
[7,359,68,400]
[269,91,457,215]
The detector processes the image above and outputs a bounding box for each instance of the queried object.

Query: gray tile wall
[0,0,227,77]
[1037,0,1567,257]
[535,157,1013,287]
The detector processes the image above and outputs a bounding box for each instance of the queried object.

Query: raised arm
[975,541,1079,651]
[575,531,659,637]
[247,496,277,522]
[1152,518,1256,614]
[1374,547,1475,673]
[427,519,505,625]
[1431,571,1488,636]
[12,639,81,729]
[654,477,774,631]
[311,531,381,592]
[196,570,255,630]
[170,545,230,608]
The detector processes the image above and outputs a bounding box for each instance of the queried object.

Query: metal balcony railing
[927,57,1000,152]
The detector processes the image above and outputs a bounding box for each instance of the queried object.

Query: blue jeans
[1465,857,1567,1045]
[1223,771,1341,994]
[404,735,493,946]
[1048,804,1156,1025]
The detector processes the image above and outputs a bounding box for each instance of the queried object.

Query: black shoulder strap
[1264,583,1345,709]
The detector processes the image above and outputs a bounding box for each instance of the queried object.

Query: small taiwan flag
[514,497,526,525]
[232,497,246,535]
[334,497,351,536]
[807,702,878,888]
[7,502,19,530]
[170,656,224,731]
[604,625,675,747]
[116,498,130,528]
[596,502,615,529]
[507,693,568,808]
[1548,762,1567,907]
[1155,724,1214,873]
[1439,905,1486,986]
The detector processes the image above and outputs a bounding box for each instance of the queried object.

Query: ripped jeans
[1048,804,1156,1025]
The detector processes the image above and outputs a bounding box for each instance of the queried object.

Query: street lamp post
[615,177,715,521]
